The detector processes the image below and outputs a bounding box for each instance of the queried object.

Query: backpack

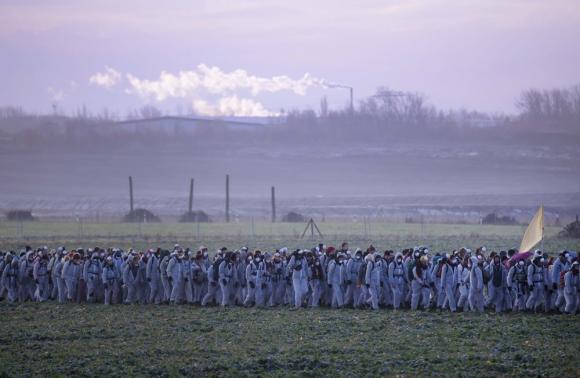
[408,260,416,281]
[358,262,367,285]
[436,262,444,279]
[212,258,222,282]
[559,270,567,289]
[482,268,491,285]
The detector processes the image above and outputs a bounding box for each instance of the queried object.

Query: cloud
[192,96,276,117]
[89,66,122,88]
[125,64,326,101]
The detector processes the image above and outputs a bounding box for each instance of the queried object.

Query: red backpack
[559,270,568,289]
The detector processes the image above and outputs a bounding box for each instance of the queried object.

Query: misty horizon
[1,0,580,223]
[2,1,580,116]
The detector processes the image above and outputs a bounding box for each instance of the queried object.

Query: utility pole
[225,174,230,223]
[128,176,134,213]
[188,178,194,213]
[271,186,276,223]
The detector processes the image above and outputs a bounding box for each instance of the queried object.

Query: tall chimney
[349,87,354,114]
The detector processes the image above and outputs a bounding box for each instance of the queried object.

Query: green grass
[1,221,578,376]
[1,221,578,255]
[0,303,578,377]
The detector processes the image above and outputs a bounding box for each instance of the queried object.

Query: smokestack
[188,178,194,213]
[271,186,276,223]
[225,174,230,223]
[128,176,134,213]
[349,87,354,114]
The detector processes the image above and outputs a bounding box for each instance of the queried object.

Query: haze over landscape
[1,0,579,222]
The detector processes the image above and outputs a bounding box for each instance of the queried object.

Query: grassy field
[0,220,578,254]
[0,303,578,377]
[1,221,579,376]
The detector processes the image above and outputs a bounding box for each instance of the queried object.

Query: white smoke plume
[89,66,122,88]
[47,87,64,102]
[88,64,351,116]
[124,64,326,100]
[192,96,275,117]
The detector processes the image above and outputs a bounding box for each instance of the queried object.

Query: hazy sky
[1,0,579,117]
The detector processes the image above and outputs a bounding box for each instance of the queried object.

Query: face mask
[255,258,261,263]
[356,255,361,260]
[397,258,402,263]
[518,261,524,267]
[540,258,545,263]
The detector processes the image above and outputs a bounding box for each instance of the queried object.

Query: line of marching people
[1,243,579,314]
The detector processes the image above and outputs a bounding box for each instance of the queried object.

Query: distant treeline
[1,84,579,151]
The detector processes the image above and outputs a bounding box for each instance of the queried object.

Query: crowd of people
[0,242,578,314]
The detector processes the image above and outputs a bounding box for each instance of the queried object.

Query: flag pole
[540,204,544,252]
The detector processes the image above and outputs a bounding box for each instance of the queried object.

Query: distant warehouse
[115,115,278,135]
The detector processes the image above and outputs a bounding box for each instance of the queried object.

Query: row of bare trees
[1,84,578,150]
[516,84,580,128]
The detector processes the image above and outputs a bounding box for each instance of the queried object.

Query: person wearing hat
[553,251,571,312]
[563,261,579,314]
[288,249,309,308]
[526,251,548,312]
[345,248,364,308]
[468,256,484,312]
